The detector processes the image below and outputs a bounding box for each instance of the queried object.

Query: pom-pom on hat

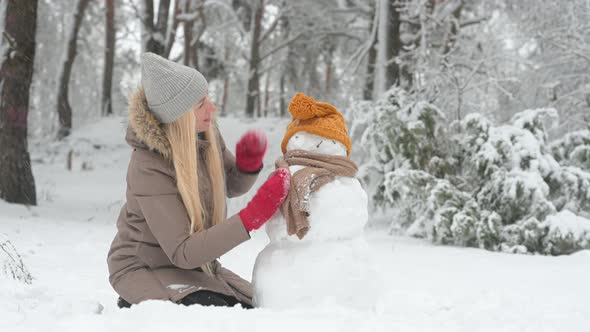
[281,93,352,155]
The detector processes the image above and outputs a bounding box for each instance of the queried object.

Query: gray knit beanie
[141,52,208,123]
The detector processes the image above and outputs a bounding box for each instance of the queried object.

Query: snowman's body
[252,132,374,309]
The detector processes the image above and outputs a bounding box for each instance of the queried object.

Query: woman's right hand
[239,168,291,232]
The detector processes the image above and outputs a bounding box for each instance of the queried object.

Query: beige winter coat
[107,89,258,305]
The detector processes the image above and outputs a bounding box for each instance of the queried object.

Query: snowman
[252,93,376,309]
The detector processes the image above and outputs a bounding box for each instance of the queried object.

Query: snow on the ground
[1,115,590,332]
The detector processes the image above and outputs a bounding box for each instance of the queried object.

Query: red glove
[239,168,291,232]
[236,130,268,173]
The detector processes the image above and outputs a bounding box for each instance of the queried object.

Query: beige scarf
[275,149,358,239]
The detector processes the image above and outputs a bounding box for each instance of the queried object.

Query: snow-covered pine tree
[551,130,590,171]
[542,211,590,255]
[453,108,590,254]
[381,168,498,249]
[348,86,454,212]
[455,110,559,252]
[546,166,590,219]
[349,89,590,254]
[546,127,590,218]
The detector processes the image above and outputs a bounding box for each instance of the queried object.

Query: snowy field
[2,116,590,332]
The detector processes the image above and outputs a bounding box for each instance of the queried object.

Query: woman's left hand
[235,130,268,173]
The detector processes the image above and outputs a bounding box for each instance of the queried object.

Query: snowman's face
[286,132,347,156]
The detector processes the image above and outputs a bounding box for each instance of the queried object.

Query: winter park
[1,0,590,331]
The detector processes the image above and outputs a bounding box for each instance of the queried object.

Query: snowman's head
[286,131,347,156]
[282,93,352,156]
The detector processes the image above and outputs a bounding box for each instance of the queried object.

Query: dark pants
[117,291,253,309]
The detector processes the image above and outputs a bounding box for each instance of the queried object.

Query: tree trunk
[279,14,289,117]
[163,0,180,59]
[221,76,229,116]
[256,81,262,117]
[381,0,402,90]
[384,0,402,89]
[56,0,90,140]
[264,72,270,117]
[148,0,170,55]
[220,41,230,116]
[306,52,321,94]
[232,0,252,32]
[363,2,378,100]
[143,0,176,57]
[245,0,264,117]
[184,0,206,70]
[0,0,39,205]
[443,1,463,56]
[193,3,207,71]
[102,0,115,117]
[279,72,287,117]
[183,6,194,66]
[325,46,334,96]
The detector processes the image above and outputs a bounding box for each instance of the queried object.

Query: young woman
[107,52,290,309]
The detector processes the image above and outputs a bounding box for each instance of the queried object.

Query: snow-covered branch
[258,31,306,62]
[258,8,288,44]
[1,234,33,284]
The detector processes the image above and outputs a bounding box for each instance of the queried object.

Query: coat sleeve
[132,161,250,270]
[217,131,260,198]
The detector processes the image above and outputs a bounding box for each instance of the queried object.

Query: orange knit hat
[281,93,352,156]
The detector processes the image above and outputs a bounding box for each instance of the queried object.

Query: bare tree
[503,0,590,133]
[383,0,402,89]
[279,71,286,116]
[183,0,196,67]
[368,0,497,120]
[102,0,116,116]
[243,1,312,117]
[232,0,252,32]
[324,43,335,96]
[208,0,370,116]
[363,1,378,100]
[263,71,271,116]
[0,0,39,205]
[142,0,179,58]
[220,37,231,116]
[181,0,207,69]
[245,0,264,117]
[56,0,90,139]
[278,14,289,116]
[273,0,374,103]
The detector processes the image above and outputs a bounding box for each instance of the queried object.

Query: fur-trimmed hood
[126,88,173,160]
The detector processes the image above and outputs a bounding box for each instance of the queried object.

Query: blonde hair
[164,111,226,275]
